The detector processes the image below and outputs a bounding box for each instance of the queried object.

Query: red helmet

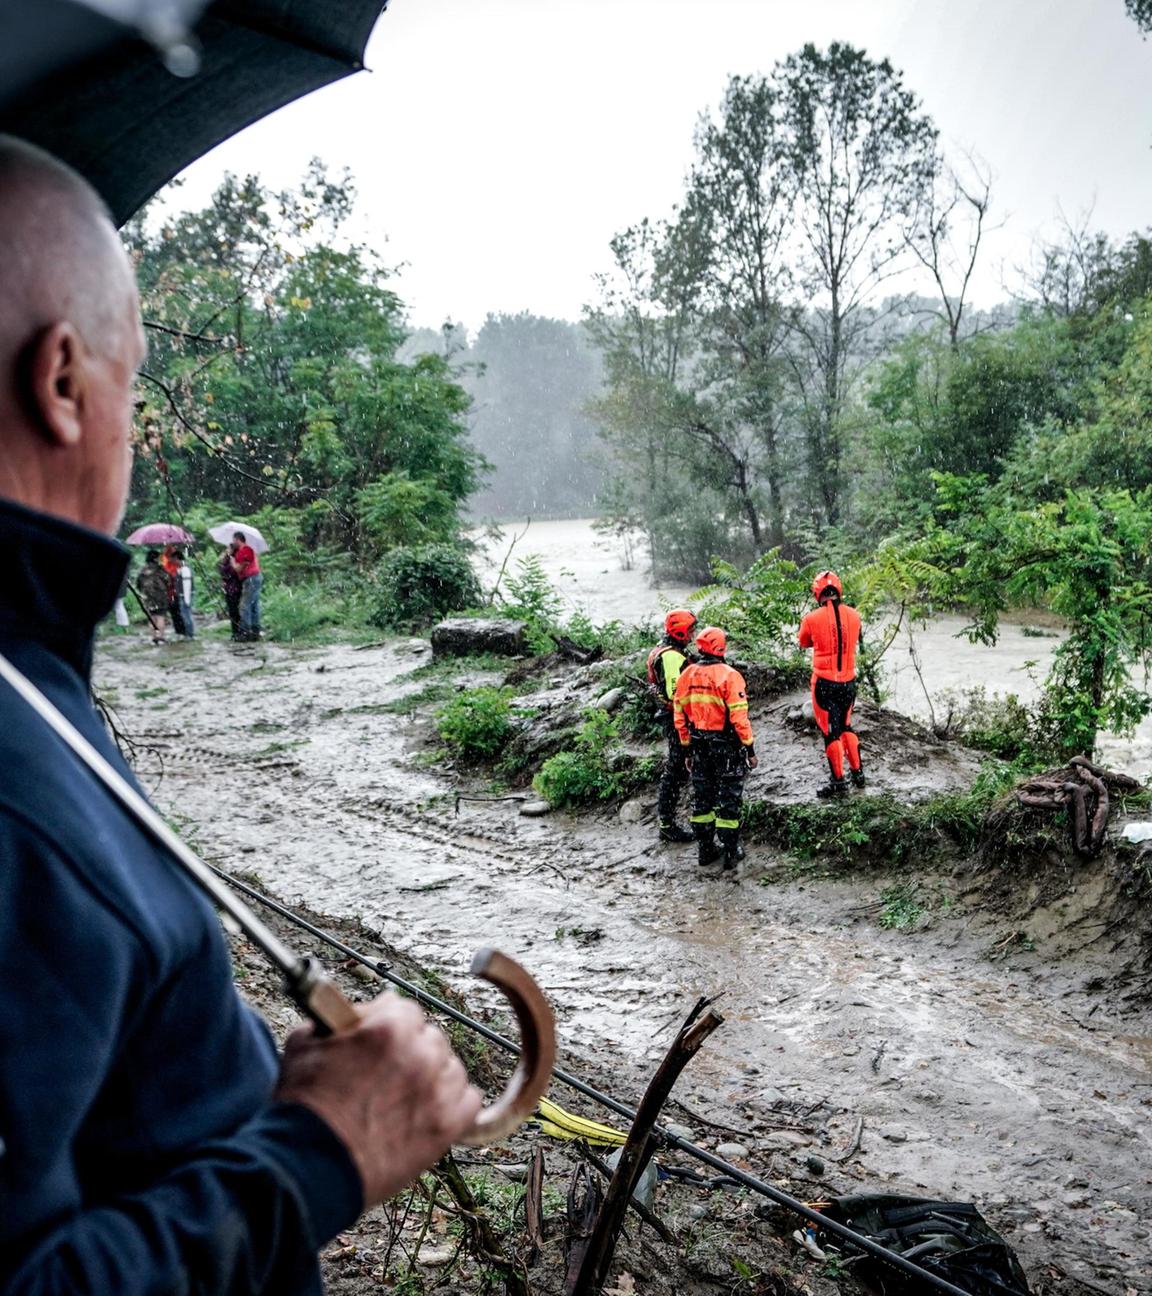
[695,625,727,657]
[811,570,842,603]
[664,608,697,642]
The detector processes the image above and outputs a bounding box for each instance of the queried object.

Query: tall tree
[687,75,795,546]
[905,154,995,347]
[127,167,483,559]
[777,43,937,525]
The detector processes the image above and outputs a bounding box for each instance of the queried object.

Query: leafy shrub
[436,687,517,761]
[497,555,563,651]
[533,710,629,807]
[694,551,810,661]
[261,580,371,642]
[370,543,481,629]
[937,687,1038,762]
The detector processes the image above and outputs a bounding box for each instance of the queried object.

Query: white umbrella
[208,521,269,554]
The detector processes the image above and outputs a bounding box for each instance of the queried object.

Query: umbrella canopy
[209,521,269,553]
[0,0,389,227]
[125,522,195,545]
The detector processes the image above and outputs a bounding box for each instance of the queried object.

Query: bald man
[0,137,481,1293]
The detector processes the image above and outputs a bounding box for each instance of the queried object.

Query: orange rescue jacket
[673,660,754,747]
[798,601,862,683]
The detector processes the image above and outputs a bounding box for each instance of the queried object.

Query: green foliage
[938,687,1039,763]
[497,554,564,650]
[878,883,926,930]
[1126,0,1152,35]
[125,166,486,562]
[746,761,1021,865]
[920,477,1152,757]
[370,543,482,630]
[435,688,518,762]
[533,710,634,807]
[694,551,810,661]
[260,581,371,643]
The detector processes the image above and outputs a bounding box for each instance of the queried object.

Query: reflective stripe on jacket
[647,642,687,708]
[673,660,754,747]
[798,601,862,683]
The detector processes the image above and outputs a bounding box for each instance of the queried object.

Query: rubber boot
[849,767,866,789]
[717,828,745,870]
[659,822,695,844]
[816,777,849,799]
[695,825,723,867]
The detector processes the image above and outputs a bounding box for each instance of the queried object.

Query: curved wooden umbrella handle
[455,947,556,1146]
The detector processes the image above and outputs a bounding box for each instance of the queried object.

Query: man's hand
[746,751,759,769]
[276,993,483,1207]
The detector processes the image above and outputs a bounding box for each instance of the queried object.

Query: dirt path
[96,635,1152,1293]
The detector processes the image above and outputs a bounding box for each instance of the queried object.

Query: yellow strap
[534,1097,627,1146]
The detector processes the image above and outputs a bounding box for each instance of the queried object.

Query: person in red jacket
[798,570,865,798]
[673,626,757,869]
[647,607,697,843]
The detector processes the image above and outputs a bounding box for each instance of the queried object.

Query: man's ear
[25,322,86,447]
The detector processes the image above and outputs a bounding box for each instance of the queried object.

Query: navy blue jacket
[0,499,361,1293]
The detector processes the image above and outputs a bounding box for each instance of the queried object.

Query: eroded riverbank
[96,633,1152,1294]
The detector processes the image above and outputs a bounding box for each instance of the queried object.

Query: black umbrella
[0,0,389,227]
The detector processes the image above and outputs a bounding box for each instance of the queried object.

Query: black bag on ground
[820,1193,1031,1296]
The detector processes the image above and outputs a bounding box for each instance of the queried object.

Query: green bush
[938,687,1037,762]
[436,687,517,761]
[694,551,810,661]
[533,710,629,807]
[370,543,482,629]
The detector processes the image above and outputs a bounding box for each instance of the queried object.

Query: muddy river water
[94,520,1152,1291]
[475,518,1152,780]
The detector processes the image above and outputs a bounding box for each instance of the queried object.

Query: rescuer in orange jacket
[647,608,698,843]
[798,570,864,798]
[673,626,758,869]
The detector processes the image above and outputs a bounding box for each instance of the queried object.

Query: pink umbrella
[124,522,195,546]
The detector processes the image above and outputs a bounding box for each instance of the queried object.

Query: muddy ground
[95,631,1152,1295]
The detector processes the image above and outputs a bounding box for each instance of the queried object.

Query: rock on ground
[431,618,526,657]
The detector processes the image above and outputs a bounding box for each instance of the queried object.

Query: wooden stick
[567,1001,723,1295]
[579,1146,677,1247]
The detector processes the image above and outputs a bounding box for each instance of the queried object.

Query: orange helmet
[664,608,697,642]
[695,625,727,657]
[811,570,842,603]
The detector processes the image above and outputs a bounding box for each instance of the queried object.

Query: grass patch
[744,761,1023,868]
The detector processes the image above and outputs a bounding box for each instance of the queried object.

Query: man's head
[0,136,145,536]
[144,549,159,565]
[231,531,245,552]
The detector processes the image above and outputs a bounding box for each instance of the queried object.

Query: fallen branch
[436,1152,528,1296]
[578,1146,676,1246]
[827,1115,865,1165]
[568,997,723,1294]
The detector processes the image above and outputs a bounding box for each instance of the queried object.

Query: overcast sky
[170,0,1152,332]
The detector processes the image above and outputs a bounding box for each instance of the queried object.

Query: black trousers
[657,715,690,823]
[689,736,747,842]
